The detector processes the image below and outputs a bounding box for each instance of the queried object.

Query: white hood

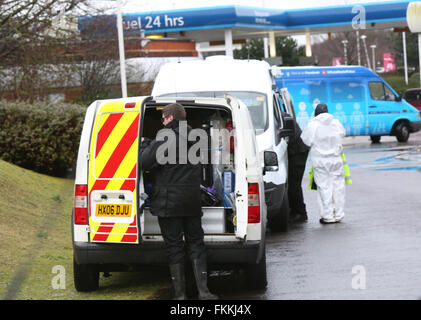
[314,112,334,125]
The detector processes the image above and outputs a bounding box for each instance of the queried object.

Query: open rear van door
[228,96,263,240]
[87,98,147,244]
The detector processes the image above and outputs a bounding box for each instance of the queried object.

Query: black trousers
[158,215,206,265]
[288,152,308,216]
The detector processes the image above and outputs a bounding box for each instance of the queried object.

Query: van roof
[152,57,272,96]
[166,56,270,70]
[274,66,378,80]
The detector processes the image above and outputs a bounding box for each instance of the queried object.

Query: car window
[273,95,282,127]
[273,97,281,144]
[277,94,286,113]
[404,91,421,102]
[278,89,296,118]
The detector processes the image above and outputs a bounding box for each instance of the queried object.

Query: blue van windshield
[158,91,268,131]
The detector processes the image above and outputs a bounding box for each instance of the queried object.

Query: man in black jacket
[282,112,309,223]
[140,103,217,300]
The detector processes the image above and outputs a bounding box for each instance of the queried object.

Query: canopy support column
[269,31,276,57]
[225,29,233,57]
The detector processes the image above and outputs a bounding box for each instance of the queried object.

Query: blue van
[274,66,421,142]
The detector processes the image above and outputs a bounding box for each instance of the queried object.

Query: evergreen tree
[234,36,305,65]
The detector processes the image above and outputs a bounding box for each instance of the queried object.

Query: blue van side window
[307,80,328,103]
[281,80,327,104]
[331,81,365,102]
[281,79,327,128]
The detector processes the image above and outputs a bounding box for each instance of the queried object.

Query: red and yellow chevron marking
[88,100,142,244]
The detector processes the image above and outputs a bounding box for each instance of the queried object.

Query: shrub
[0,100,86,176]
[383,72,420,95]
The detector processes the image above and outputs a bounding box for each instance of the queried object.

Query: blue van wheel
[395,122,410,142]
[370,135,381,143]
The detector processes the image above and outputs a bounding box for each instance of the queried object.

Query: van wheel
[246,251,267,290]
[268,193,289,232]
[395,122,410,142]
[73,255,99,292]
[370,135,381,143]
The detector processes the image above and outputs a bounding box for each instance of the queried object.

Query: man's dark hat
[315,103,328,117]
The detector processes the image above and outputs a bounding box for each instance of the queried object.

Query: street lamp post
[342,40,348,65]
[403,32,409,85]
[360,35,371,70]
[356,30,361,65]
[97,0,127,98]
[370,44,376,73]
[407,2,421,87]
[116,0,127,98]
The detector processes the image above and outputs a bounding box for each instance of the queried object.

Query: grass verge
[0,160,170,300]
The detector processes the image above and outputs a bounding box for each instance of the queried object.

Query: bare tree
[0,0,93,101]
[74,36,121,104]
[0,0,89,62]
[0,1,156,102]
[312,30,394,68]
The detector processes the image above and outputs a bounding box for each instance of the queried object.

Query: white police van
[152,56,295,232]
[72,95,292,291]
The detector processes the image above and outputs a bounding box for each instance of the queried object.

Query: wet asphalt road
[212,132,421,300]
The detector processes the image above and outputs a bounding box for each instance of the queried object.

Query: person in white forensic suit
[301,103,346,224]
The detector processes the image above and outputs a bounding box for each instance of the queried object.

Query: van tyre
[73,255,99,292]
[246,250,267,290]
[395,122,410,142]
[370,135,381,143]
[268,193,289,232]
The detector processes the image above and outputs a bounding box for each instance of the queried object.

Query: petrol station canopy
[78,1,411,42]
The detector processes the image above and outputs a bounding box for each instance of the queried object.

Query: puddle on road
[350,146,421,172]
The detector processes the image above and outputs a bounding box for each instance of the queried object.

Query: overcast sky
[92,0,407,13]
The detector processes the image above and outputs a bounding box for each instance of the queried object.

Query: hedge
[0,100,86,177]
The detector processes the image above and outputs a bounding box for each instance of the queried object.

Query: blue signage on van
[274,66,421,142]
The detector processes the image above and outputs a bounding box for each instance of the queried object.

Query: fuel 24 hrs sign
[122,14,184,31]
[78,7,240,36]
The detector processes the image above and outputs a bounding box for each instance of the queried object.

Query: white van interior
[158,91,268,135]
[140,103,237,237]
